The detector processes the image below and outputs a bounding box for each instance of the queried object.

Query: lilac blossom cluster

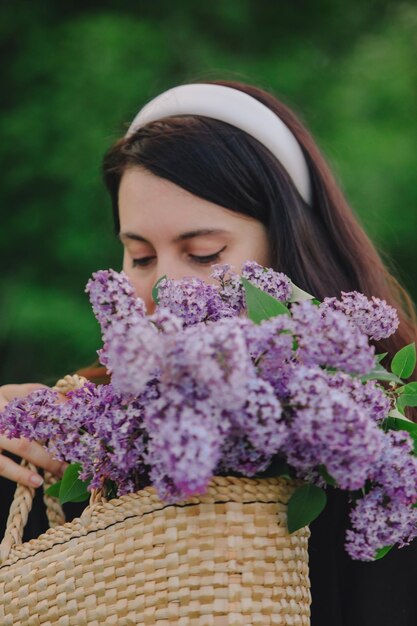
[346,430,417,560]
[292,301,376,375]
[284,367,386,490]
[322,291,400,341]
[85,269,146,367]
[157,261,291,324]
[0,260,414,562]
[0,382,152,495]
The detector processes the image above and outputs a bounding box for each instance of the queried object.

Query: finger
[0,436,67,478]
[0,384,48,403]
[0,453,45,488]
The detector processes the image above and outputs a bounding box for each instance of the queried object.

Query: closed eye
[132,256,155,267]
[189,246,226,265]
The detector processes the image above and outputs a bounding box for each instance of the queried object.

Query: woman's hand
[0,384,69,488]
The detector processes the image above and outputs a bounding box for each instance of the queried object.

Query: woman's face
[119,167,269,312]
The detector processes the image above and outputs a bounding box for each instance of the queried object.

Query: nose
[153,258,187,283]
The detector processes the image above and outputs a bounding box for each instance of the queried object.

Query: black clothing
[1,455,416,625]
[309,488,417,626]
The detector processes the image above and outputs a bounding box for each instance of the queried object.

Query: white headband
[126,83,312,205]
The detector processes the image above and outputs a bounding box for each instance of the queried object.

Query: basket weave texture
[0,376,311,625]
[0,475,310,625]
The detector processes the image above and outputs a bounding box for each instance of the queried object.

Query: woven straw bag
[0,376,311,625]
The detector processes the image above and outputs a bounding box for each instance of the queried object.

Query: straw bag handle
[0,375,103,563]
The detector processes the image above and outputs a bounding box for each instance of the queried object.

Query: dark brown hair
[101,79,417,402]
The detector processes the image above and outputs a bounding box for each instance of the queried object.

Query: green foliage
[361,364,403,385]
[287,483,327,533]
[152,275,167,305]
[391,343,416,379]
[1,1,416,382]
[288,282,314,303]
[44,480,61,498]
[396,382,417,413]
[45,462,91,504]
[242,277,289,323]
[375,545,394,560]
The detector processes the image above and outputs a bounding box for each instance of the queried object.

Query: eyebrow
[118,228,229,244]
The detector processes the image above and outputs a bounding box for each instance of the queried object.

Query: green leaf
[384,415,417,434]
[242,277,290,324]
[104,479,118,501]
[44,480,61,497]
[391,343,416,379]
[397,393,417,412]
[374,545,394,560]
[361,364,403,384]
[287,484,327,533]
[376,352,388,364]
[318,465,337,487]
[151,275,167,305]
[59,463,91,505]
[289,281,314,302]
[388,408,409,420]
[397,382,417,395]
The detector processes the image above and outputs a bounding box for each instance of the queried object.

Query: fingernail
[30,474,44,487]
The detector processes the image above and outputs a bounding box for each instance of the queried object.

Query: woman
[1,79,416,625]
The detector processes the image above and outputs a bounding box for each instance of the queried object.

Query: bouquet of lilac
[1,261,417,562]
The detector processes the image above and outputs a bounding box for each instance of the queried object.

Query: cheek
[122,253,141,298]
[122,253,154,309]
[246,235,270,267]
[224,238,270,271]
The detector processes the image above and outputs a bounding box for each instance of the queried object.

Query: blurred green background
[1,0,416,385]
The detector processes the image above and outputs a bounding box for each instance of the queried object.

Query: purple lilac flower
[346,429,417,560]
[86,269,147,368]
[150,307,184,333]
[243,316,295,398]
[227,378,287,455]
[164,318,257,412]
[157,276,236,325]
[0,381,154,496]
[245,315,295,360]
[327,372,392,422]
[211,261,292,313]
[292,300,376,375]
[284,366,385,490]
[106,307,183,395]
[78,384,152,493]
[86,269,146,331]
[216,428,274,476]
[371,430,417,505]
[321,291,399,341]
[106,314,257,411]
[143,379,229,502]
[53,382,154,494]
[101,312,169,395]
[0,387,62,443]
[211,264,244,313]
[242,261,292,301]
[0,382,104,488]
[345,487,417,561]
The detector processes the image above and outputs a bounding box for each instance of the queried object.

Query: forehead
[118,166,249,235]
